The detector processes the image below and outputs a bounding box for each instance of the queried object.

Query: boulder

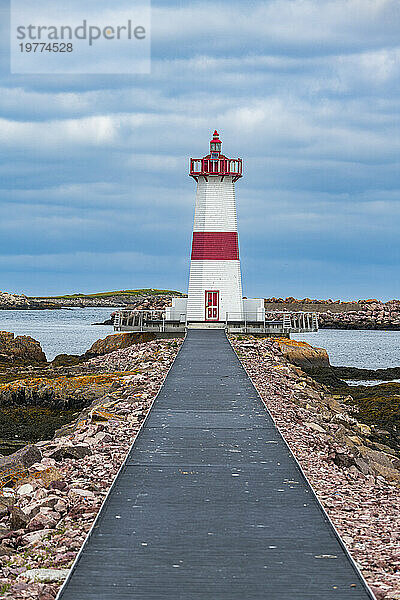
[48,480,68,491]
[69,488,95,499]
[332,451,355,469]
[28,511,58,531]
[51,353,83,367]
[0,497,13,519]
[274,339,330,370]
[305,422,326,434]
[0,541,13,556]
[21,529,53,546]
[0,331,47,365]
[0,444,42,476]
[10,507,29,530]
[16,483,34,496]
[51,331,158,366]
[0,525,11,540]
[17,568,70,583]
[84,332,157,358]
[358,446,400,481]
[49,444,92,461]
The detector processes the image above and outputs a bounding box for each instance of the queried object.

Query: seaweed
[0,406,76,454]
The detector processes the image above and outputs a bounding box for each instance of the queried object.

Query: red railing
[190,157,242,178]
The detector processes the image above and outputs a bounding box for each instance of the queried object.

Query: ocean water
[292,329,400,369]
[0,310,399,370]
[0,308,115,361]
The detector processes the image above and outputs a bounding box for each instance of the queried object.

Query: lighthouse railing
[225,311,318,333]
[190,157,242,177]
[113,309,169,332]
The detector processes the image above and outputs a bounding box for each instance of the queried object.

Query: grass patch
[31,289,184,299]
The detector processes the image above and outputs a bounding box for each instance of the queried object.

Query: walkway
[58,330,373,599]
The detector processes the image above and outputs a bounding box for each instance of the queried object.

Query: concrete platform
[186,322,226,329]
[57,330,373,600]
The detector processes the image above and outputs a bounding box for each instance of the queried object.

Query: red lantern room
[189,130,242,182]
[209,130,222,156]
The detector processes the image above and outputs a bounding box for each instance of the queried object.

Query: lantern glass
[210,143,216,151]
[215,143,221,152]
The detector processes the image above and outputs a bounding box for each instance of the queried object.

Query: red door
[205,290,219,321]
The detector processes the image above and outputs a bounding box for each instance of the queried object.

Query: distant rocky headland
[266,297,400,330]
[0,290,182,310]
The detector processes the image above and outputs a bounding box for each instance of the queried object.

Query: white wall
[193,176,238,232]
[243,298,265,321]
[165,298,187,322]
[187,174,244,322]
[187,260,243,321]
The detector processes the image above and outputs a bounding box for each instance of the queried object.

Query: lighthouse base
[113,298,319,335]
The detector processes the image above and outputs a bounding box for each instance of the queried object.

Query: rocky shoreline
[0,291,178,311]
[265,298,400,330]
[0,293,62,311]
[0,336,182,599]
[3,291,400,330]
[271,338,400,454]
[230,337,400,600]
[0,331,174,455]
[0,332,399,599]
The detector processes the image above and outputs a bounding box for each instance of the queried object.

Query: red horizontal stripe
[191,232,239,260]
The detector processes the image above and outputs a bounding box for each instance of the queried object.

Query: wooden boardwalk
[57,330,374,599]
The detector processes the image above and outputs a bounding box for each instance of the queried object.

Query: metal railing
[190,157,242,178]
[114,309,167,332]
[225,311,318,332]
[114,309,318,333]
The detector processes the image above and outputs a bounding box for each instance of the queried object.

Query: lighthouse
[114,130,318,335]
[164,130,266,328]
[186,130,244,324]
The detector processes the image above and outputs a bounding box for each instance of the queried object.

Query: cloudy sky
[0,0,399,299]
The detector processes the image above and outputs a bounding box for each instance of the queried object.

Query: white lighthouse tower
[114,129,319,334]
[186,131,244,324]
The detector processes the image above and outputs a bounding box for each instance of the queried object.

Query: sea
[0,308,115,361]
[292,329,400,369]
[0,308,399,371]
[292,329,400,385]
